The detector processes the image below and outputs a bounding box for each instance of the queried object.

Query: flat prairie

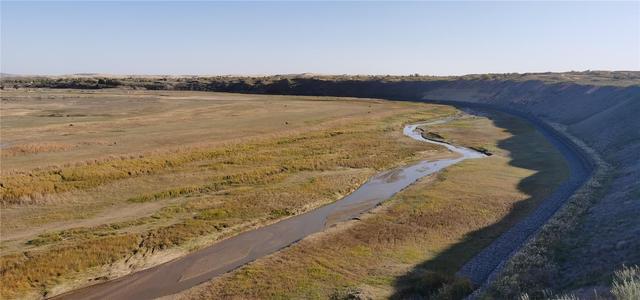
[1,89,425,170]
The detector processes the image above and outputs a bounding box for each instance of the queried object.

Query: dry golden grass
[611,265,640,300]
[178,112,569,299]
[1,143,76,157]
[0,89,569,299]
[0,89,460,299]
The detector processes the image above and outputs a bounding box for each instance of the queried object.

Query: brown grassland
[0,89,568,299]
[1,89,462,298]
[177,112,568,299]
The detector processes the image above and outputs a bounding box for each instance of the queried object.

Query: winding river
[54,121,486,300]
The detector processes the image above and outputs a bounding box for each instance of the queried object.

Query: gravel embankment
[419,100,595,288]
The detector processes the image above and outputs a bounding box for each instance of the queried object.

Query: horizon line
[2,69,638,78]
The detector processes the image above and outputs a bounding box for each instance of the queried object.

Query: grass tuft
[611,265,640,300]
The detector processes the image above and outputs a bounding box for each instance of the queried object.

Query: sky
[1,1,639,76]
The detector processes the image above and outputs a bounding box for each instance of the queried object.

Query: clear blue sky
[1,1,638,75]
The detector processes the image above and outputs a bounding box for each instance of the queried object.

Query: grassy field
[178,111,569,299]
[0,89,570,299]
[1,89,464,299]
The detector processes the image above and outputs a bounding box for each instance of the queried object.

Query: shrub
[433,278,474,300]
[396,269,452,298]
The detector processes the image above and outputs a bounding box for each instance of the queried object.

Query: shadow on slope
[391,110,570,299]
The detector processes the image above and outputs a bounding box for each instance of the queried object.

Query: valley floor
[177,110,569,299]
[0,89,568,299]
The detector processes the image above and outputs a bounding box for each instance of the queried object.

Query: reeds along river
[53,121,486,300]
